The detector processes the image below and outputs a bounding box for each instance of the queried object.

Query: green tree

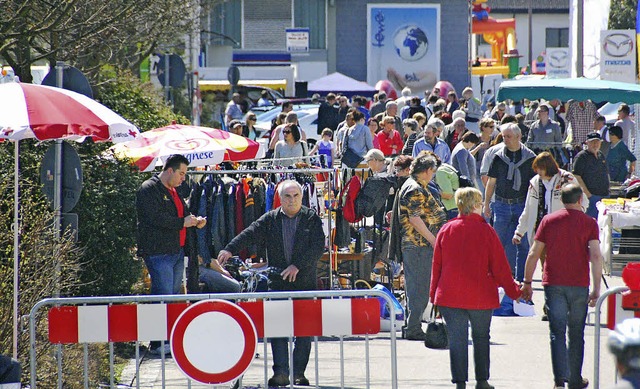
[0,0,198,83]
[0,139,83,384]
[609,0,637,30]
[0,68,189,385]
[70,69,188,297]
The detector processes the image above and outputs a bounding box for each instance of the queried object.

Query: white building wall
[292,60,327,83]
[489,13,569,68]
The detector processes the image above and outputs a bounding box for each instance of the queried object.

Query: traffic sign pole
[54,62,65,299]
[164,54,170,103]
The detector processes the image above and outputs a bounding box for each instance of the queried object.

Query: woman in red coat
[430,187,521,389]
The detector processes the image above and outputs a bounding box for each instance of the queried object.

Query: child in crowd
[310,128,336,167]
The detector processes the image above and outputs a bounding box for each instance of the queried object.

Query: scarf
[495,143,536,191]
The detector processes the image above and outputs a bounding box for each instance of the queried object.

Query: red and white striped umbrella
[111,124,261,171]
[0,81,139,359]
[0,82,139,142]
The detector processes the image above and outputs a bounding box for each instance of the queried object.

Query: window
[208,0,242,48]
[545,28,569,48]
[294,0,326,49]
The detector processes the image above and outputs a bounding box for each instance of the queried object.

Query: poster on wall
[600,29,636,83]
[286,28,310,53]
[367,4,440,93]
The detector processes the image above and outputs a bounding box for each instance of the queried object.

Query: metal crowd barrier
[593,286,629,389]
[29,289,398,389]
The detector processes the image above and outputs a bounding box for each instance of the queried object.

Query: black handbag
[340,127,364,168]
[424,306,448,350]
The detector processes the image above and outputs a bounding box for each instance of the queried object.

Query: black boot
[476,380,494,389]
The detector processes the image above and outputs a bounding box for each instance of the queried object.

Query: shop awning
[199,79,287,92]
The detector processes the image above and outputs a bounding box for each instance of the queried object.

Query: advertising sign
[286,28,310,53]
[367,4,440,92]
[600,29,636,83]
[545,48,571,79]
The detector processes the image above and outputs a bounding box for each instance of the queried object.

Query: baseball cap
[586,132,602,141]
[364,149,385,162]
[229,120,243,129]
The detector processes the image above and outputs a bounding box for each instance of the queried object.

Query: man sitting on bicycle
[217,180,325,387]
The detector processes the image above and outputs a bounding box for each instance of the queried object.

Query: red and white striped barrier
[48,298,381,344]
[607,293,640,330]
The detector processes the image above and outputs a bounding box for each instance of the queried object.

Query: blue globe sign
[393,25,429,61]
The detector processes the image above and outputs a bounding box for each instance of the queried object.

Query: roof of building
[488,0,569,13]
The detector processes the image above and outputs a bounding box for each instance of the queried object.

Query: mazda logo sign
[603,33,634,58]
[548,50,569,68]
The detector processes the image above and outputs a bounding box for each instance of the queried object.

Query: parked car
[254,104,320,146]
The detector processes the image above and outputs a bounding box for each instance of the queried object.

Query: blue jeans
[439,307,493,384]
[271,337,312,377]
[199,265,241,293]
[143,250,184,295]
[493,200,528,281]
[586,195,603,219]
[544,285,589,387]
[403,245,434,333]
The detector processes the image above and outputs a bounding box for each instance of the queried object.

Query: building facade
[201,0,471,95]
[487,0,570,69]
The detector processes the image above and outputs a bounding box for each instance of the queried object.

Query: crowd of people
[137,82,640,388]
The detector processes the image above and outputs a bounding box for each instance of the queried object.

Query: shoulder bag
[340,127,364,168]
[424,306,448,350]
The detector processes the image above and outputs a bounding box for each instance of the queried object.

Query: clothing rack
[187,167,337,288]
[525,141,567,147]
[187,168,334,175]
[240,154,327,165]
[337,166,394,290]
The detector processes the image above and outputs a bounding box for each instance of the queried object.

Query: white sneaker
[150,343,171,356]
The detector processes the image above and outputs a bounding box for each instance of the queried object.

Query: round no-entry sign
[171,299,257,384]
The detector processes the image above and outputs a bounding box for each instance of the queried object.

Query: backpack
[444,163,474,188]
[457,173,474,188]
[355,176,395,217]
[339,175,363,223]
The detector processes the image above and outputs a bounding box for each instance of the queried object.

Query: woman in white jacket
[512,152,588,255]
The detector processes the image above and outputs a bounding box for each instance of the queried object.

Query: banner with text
[367,4,440,93]
[600,29,636,83]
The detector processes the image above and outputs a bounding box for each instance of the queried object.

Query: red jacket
[430,213,521,309]
[376,130,404,156]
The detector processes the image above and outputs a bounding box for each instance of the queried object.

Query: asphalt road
[120,270,623,389]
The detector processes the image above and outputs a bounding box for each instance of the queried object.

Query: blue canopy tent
[307,72,377,98]
[497,77,640,104]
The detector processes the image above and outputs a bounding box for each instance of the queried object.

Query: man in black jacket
[136,154,206,355]
[218,180,325,387]
[317,93,338,133]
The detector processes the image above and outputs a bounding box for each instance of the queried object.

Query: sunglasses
[283,130,292,134]
[248,117,256,121]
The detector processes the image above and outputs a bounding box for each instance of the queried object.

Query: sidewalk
[121,271,622,389]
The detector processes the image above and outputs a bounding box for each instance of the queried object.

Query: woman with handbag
[430,187,521,389]
[341,110,374,168]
